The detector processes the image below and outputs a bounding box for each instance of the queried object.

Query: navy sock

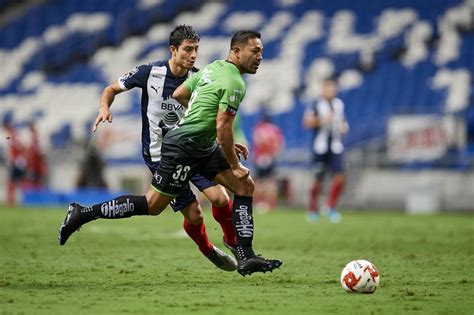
[81,195,149,223]
[232,195,255,260]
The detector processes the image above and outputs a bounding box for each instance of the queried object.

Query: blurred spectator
[3,119,26,206]
[24,122,47,189]
[303,78,349,223]
[252,112,284,212]
[76,141,108,189]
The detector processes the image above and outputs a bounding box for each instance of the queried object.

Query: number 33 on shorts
[172,164,191,181]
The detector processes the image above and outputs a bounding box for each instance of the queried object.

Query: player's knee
[145,189,167,216]
[334,173,346,184]
[235,177,255,196]
[211,194,229,208]
[147,200,162,216]
[183,202,204,225]
[145,195,158,215]
[205,186,229,208]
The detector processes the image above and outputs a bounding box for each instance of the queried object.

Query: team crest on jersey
[229,89,242,105]
[120,66,139,81]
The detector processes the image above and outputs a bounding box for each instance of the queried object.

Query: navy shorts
[255,161,276,179]
[9,165,25,183]
[145,156,219,212]
[312,151,345,177]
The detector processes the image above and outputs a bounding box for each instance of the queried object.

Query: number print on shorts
[172,165,191,181]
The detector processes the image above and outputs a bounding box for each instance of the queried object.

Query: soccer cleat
[237,255,283,276]
[327,208,341,223]
[307,211,320,223]
[223,237,238,260]
[58,203,84,246]
[206,246,238,271]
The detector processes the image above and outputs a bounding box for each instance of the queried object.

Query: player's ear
[169,45,177,56]
[232,46,241,58]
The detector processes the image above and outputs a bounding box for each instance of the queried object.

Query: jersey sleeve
[218,78,245,116]
[118,64,150,90]
[184,70,201,93]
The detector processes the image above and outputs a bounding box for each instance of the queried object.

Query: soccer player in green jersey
[59,30,282,276]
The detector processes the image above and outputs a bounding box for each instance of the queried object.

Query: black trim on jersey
[141,87,152,162]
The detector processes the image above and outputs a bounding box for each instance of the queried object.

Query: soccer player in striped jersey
[3,118,26,207]
[59,30,282,276]
[60,25,237,272]
[303,78,349,223]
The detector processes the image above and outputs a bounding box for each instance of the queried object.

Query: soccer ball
[340,260,380,293]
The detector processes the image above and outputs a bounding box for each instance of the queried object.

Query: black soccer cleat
[58,203,84,246]
[237,255,283,276]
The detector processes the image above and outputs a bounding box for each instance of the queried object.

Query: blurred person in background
[3,118,26,206]
[76,141,108,189]
[65,25,237,272]
[252,112,284,212]
[24,121,47,189]
[303,78,349,223]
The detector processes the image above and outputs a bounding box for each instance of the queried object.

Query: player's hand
[92,107,113,132]
[234,143,249,161]
[340,121,349,134]
[232,163,250,180]
[323,113,334,125]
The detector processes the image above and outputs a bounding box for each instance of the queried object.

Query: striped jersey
[118,60,198,162]
[305,97,347,154]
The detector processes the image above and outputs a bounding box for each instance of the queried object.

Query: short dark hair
[230,30,261,50]
[169,25,200,48]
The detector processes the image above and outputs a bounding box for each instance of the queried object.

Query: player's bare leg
[308,180,321,222]
[180,200,237,271]
[214,170,283,276]
[326,173,345,223]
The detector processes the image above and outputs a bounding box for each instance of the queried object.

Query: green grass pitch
[0,206,473,314]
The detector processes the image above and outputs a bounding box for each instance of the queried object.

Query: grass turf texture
[0,206,473,314]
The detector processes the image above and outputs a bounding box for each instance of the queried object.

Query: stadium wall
[2,162,472,212]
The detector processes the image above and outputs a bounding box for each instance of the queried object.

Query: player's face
[238,37,263,74]
[172,39,199,70]
[322,81,337,99]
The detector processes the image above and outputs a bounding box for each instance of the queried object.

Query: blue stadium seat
[1,0,472,168]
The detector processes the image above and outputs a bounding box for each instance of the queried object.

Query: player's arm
[94,65,147,132]
[173,69,200,107]
[216,110,249,179]
[302,108,328,129]
[93,81,124,132]
[340,104,349,134]
[172,83,191,107]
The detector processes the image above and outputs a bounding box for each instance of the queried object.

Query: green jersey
[164,60,246,155]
